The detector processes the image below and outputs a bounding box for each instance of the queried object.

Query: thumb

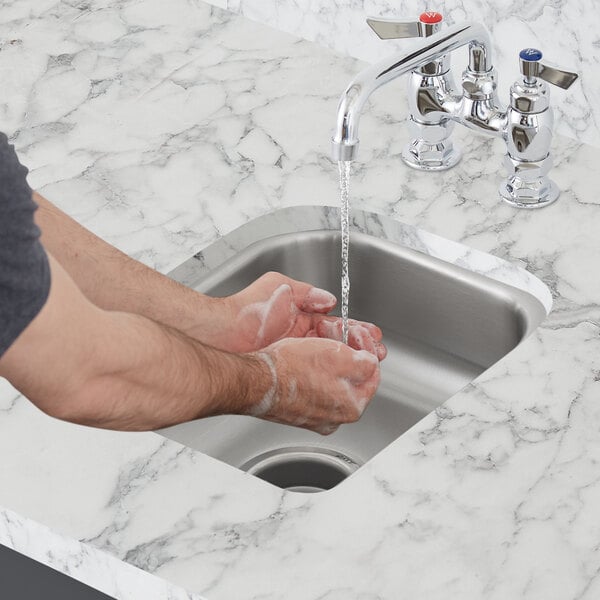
[346,349,379,383]
[300,286,337,314]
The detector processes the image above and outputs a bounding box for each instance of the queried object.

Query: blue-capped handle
[518,48,578,89]
[520,48,543,62]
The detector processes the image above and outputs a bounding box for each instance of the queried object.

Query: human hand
[195,272,386,359]
[248,337,381,435]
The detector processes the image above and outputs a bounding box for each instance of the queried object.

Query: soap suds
[303,287,337,312]
[252,338,378,432]
[353,349,379,365]
[238,284,296,346]
[252,351,278,416]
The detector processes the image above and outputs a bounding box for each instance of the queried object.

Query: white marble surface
[0,1,600,599]
[206,0,598,148]
[0,506,204,600]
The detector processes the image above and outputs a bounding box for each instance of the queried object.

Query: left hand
[187,272,387,359]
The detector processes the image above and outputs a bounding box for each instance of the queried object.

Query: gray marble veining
[206,0,599,148]
[0,1,599,599]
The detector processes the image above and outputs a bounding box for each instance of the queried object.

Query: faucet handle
[519,48,578,89]
[500,49,578,208]
[367,11,443,40]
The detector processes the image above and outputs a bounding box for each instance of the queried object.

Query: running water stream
[338,160,351,345]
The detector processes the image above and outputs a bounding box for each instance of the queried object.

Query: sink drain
[240,446,362,493]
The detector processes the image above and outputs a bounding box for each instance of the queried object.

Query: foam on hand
[303,287,337,312]
[238,284,296,347]
[252,351,278,417]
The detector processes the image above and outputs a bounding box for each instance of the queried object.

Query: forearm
[0,254,271,431]
[66,312,270,430]
[33,192,221,334]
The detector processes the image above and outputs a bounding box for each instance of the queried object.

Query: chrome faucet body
[331,17,578,208]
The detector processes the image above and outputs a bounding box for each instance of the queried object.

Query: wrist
[177,290,232,343]
[244,352,279,417]
[202,348,277,418]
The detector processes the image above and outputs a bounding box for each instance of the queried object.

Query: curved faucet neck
[331,22,493,161]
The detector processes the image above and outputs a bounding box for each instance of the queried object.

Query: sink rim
[162,205,553,495]
[170,205,553,317]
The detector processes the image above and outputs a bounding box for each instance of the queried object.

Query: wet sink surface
[160,227,547,492]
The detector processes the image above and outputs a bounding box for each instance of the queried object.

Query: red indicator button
[419,11,443,24]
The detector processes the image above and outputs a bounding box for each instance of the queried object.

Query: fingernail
[305,287,337,308]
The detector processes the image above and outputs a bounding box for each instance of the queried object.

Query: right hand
[186,271,387,360]
[249,337,381,435]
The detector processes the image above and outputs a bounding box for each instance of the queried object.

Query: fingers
[314,318,387,360]
[261,337,380,437]
[301,287,337,313]
[257,272,337,314]
[350,319,383,343]
[347,322,386,360]
[374,342,387,361]
[315,316,382,341]
[324,342,379,385]
[347,349,379,383]
[348,324,388,361]
[325,348,380,433]
[348,324,376,355]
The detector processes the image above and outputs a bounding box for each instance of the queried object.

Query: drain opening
[241,447,362,493]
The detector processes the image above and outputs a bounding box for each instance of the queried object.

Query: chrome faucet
[331,12,578,208]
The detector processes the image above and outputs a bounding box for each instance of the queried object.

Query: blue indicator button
[520,48,543,62]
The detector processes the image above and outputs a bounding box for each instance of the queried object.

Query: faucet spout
[331,22,493,161]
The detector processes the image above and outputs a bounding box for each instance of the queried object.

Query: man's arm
[33,192,222,337]
[34,192,387,359]
[0,252,269,430]
[0,253,379,433]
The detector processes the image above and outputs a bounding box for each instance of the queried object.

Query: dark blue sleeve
[0,132,50,358]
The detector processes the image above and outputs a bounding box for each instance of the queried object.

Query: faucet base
[499,178,559,209]
[402,144,462,171]
[499,153,558,208]
[401,117,461,171]
[402,143,461,171]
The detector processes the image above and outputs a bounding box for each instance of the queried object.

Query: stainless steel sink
[160,220,548,493]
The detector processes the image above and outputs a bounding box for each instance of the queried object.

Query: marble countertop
[1,2,599,599]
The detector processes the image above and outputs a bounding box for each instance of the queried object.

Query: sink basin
[160,209,548,493]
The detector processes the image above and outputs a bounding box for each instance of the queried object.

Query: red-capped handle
[367,12,443,40]
[419,11,443,24]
